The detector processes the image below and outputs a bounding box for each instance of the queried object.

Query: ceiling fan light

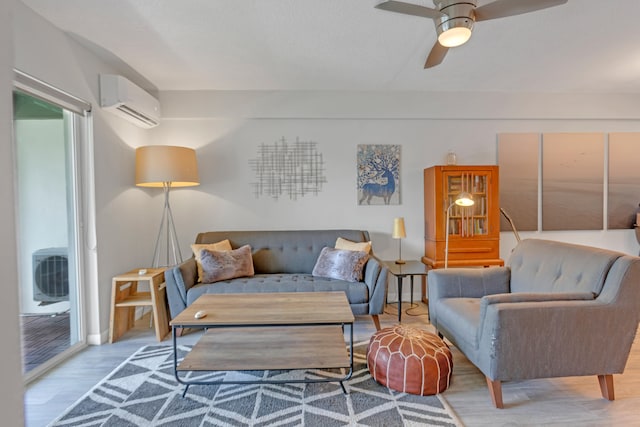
[436,13,474,48]
[438,26,471,47]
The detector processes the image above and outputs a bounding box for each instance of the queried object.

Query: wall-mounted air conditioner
[99,74,160,129]
[33,247,69,303]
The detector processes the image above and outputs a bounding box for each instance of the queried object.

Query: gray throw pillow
[312,247,369,282]
[200,244,255,283]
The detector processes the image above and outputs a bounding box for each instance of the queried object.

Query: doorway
[13,79,90,380]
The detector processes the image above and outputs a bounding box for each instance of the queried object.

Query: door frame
[13,70,96,383]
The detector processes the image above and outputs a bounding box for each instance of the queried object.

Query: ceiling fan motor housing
[433,0,477,45]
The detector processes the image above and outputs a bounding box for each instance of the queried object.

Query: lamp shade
[392,217,407,239]
[438,26,472,47]
[135,145,199,187]
[454,192,474,207]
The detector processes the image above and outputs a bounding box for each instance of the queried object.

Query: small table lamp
[445,192,474,268]
[392,217,407,264]
[136,145,199,267]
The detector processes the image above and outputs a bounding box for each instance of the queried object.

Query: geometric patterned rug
[48,341,461,426]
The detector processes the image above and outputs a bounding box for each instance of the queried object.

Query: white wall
[155,91,640,302]
[1,0,26,424]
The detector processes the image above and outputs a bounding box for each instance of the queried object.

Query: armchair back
[508,239,621,295]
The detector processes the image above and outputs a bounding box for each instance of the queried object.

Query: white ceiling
[19,0,640,93]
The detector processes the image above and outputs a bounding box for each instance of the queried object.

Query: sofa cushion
[436,298,481,356]
[186,273,369,306]
[335,237,372,254]
[200,244,255,283]
[312,247,369,282]
[191,239,232,282]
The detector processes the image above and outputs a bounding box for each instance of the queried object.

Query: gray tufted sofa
[428,239,640,408]
[165,229,389,330]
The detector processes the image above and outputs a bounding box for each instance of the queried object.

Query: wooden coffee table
[170,292,355,395]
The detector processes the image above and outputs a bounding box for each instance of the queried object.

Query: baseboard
[87,330,107,345]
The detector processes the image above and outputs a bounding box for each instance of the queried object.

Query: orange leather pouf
[367,325,453,395]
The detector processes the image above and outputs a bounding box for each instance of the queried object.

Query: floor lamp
[500,207,521,243]
[445,192,474,268]
[136,145,199,267]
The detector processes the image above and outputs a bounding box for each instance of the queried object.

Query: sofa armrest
[428,267,511,300]
[363,255,388,315]
[164,258,197,319]
[481,291,595,307]
[478,292,596,346]
[477,298,636,381]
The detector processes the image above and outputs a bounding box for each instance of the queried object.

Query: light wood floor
[25,302,640,427]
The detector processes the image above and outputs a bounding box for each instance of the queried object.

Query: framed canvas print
[357,144,401,205]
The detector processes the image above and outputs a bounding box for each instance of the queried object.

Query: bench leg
[371,315,381,331]
[486,377,504,409]
[598,374,614,400]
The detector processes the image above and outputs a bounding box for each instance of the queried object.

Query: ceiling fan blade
[475,0,568,22]
[424,42,449,69]
[375,1,445,20]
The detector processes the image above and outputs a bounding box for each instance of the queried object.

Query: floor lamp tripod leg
[165,188,182,264]
[151,201,168,268]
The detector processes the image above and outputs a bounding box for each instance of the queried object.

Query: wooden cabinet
[422,165,503,269]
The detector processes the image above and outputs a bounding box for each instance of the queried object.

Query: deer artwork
[359,167,396,205]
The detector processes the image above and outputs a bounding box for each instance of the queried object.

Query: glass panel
[445,172,488,237]
[14,90,81,374]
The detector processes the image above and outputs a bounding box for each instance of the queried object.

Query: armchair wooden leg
[486,377,504,409]
[598,374,614,400]
[371,315,381,331]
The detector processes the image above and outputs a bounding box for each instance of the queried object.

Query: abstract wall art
[542,133,604,231]
[498,132,640,231]
[498,133,539,231]
[608,133,640,229]
[249,137,327,201]
[357,144,401,205]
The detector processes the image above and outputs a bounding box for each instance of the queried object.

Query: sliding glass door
[13,83,89,379]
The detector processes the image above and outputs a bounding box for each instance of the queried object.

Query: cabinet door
[443,171,490,238]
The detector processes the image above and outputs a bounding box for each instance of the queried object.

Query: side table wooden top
[113,267,166,281]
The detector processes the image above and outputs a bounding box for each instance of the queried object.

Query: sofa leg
[486,377,504,409]
[598,374,615,400]
[372,315,381,331]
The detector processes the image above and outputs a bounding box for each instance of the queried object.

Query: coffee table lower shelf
[173,325,354,395]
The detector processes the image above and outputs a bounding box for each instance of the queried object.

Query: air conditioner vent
[116,104,159,127]
[99,74,160,129]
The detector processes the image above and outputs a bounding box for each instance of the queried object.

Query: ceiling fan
[375,0,568,68]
